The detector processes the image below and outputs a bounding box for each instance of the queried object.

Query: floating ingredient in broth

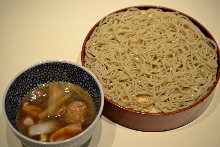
[28,121,61,137]
[65,101,88,124]
[23,117,34,126]
[38,93,72,119]
[22,105,42,117]
[16,81,96,142]
[84,8,218,113]
[50,124,83,142]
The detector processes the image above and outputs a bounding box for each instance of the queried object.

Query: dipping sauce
[16,81,96,142]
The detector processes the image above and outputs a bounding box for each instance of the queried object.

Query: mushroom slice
[50,124,83,142]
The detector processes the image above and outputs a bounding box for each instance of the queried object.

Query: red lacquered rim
[81,5,220,116]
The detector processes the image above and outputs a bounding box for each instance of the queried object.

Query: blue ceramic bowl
[2,60,104,147]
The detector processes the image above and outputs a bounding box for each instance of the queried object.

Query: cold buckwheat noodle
[84,8,218,113]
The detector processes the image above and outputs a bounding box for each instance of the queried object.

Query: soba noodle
[84,8,218,113]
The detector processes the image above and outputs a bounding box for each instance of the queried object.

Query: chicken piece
[50,124,83,142]
[65,101,87,124]
[23,117,34,126]
[22,105,42,117]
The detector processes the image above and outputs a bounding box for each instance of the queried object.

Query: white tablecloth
[1,0,220,147]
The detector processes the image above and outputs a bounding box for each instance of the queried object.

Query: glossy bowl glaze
[3,60,104,146]
[81,6,220,131]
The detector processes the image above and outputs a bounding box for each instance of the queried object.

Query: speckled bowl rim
[81,5,220,116]
[2,60,104,146]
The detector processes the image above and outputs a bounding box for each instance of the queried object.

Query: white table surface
[1,0,220,147]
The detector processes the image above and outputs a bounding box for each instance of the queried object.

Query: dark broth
[16,81,96,142]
